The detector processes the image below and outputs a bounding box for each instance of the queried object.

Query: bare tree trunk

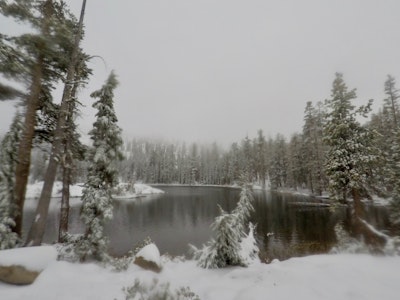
[13,0,53,237]
[58,154,70,243]
[351,188,386,247]
[25,0,87,246]
[58,77,79,243]
[13,60,43,237]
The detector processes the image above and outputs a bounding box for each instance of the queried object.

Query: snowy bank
[1,247,399,300]
[25,182,164,202]
[25,181,84,199]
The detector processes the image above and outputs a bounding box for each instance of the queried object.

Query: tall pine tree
[76,71,123,261]
[324,73,384,246]
[1,0,83,237]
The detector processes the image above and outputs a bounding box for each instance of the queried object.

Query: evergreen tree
[324,73,383,245]
[389,129,400,226]
[302,101,326,195]
[77,71,123,261]
[381,76,400,225]
[269,134,288,189]
[1,0,83,237]
[0,112,23,249]
[25,0,89,246]
[254,130,268,188]
[192,182,257,268]
[59,65,88,242]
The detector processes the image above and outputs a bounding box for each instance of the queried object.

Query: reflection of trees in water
[23,187,390,259]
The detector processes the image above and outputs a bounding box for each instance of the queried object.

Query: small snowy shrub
[191,184,259,268]
[110,254,135,272]
[120,279,200,300]
[191,208,243,268]
[132,236,153,255]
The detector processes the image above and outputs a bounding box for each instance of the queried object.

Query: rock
[0,246,58,285]
[0,265,40,285]
[134,256,162,273]
[134,243,162,273]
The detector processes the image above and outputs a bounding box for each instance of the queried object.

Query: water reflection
[23,186,390,260]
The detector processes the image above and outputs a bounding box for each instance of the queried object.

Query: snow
[135,243,161,267]
[25,181,164,203]
[0,246,57,272]
[134,183,165,195]
[1,246,399,300]
[25,181,84,199]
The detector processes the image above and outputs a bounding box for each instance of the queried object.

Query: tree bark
[25,0,87,246]
[13,1,53,237]
[58,75,80,243]
[58,155,70,243]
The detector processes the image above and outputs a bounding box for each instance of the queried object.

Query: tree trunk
[25,0,87,246]
[12,0,54,237]
[351,188,386,248]
[58,157,70,243]
[58,75,80,243]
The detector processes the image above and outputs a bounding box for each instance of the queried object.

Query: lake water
[23,186,390,261]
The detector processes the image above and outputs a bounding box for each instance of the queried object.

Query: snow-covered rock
[134,243,162,273]
[0,246,57,285]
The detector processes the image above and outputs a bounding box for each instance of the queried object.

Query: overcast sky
[1,0,400,146]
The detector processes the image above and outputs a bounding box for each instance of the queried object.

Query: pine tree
[324,73,384,246]
[269,134,288,189]
[390,130,400,225]
[25,0,89,246]
[77,71,123,261]
[0,112,23,249]
[1,0,83,237]
[382,76,400,225]
[302,101,326,195]
[254,130,268,188]
[58,66,88,242]
[192,182,257,268]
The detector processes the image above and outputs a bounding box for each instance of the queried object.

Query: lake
[23,186,390,261]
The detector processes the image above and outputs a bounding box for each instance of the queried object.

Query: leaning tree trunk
[13,1,54,237]
[58,77,79,243]
[25,0,87,246]
[351,188,387,248]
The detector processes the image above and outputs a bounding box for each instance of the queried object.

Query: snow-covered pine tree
[381,76,400,226]
[77,71,123,261]
[324,73,384,246]
[192,181,258,268]
[324,73,376,203]
[302,101,326,195]
[232,181,254,234]
[389,129,400,226]
[194,207,243,268]
[0,112,23,249]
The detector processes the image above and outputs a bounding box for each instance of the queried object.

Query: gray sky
[1,0,400,146]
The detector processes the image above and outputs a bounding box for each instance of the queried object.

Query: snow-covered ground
[0,246,399,300]
[24,181,164,203]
